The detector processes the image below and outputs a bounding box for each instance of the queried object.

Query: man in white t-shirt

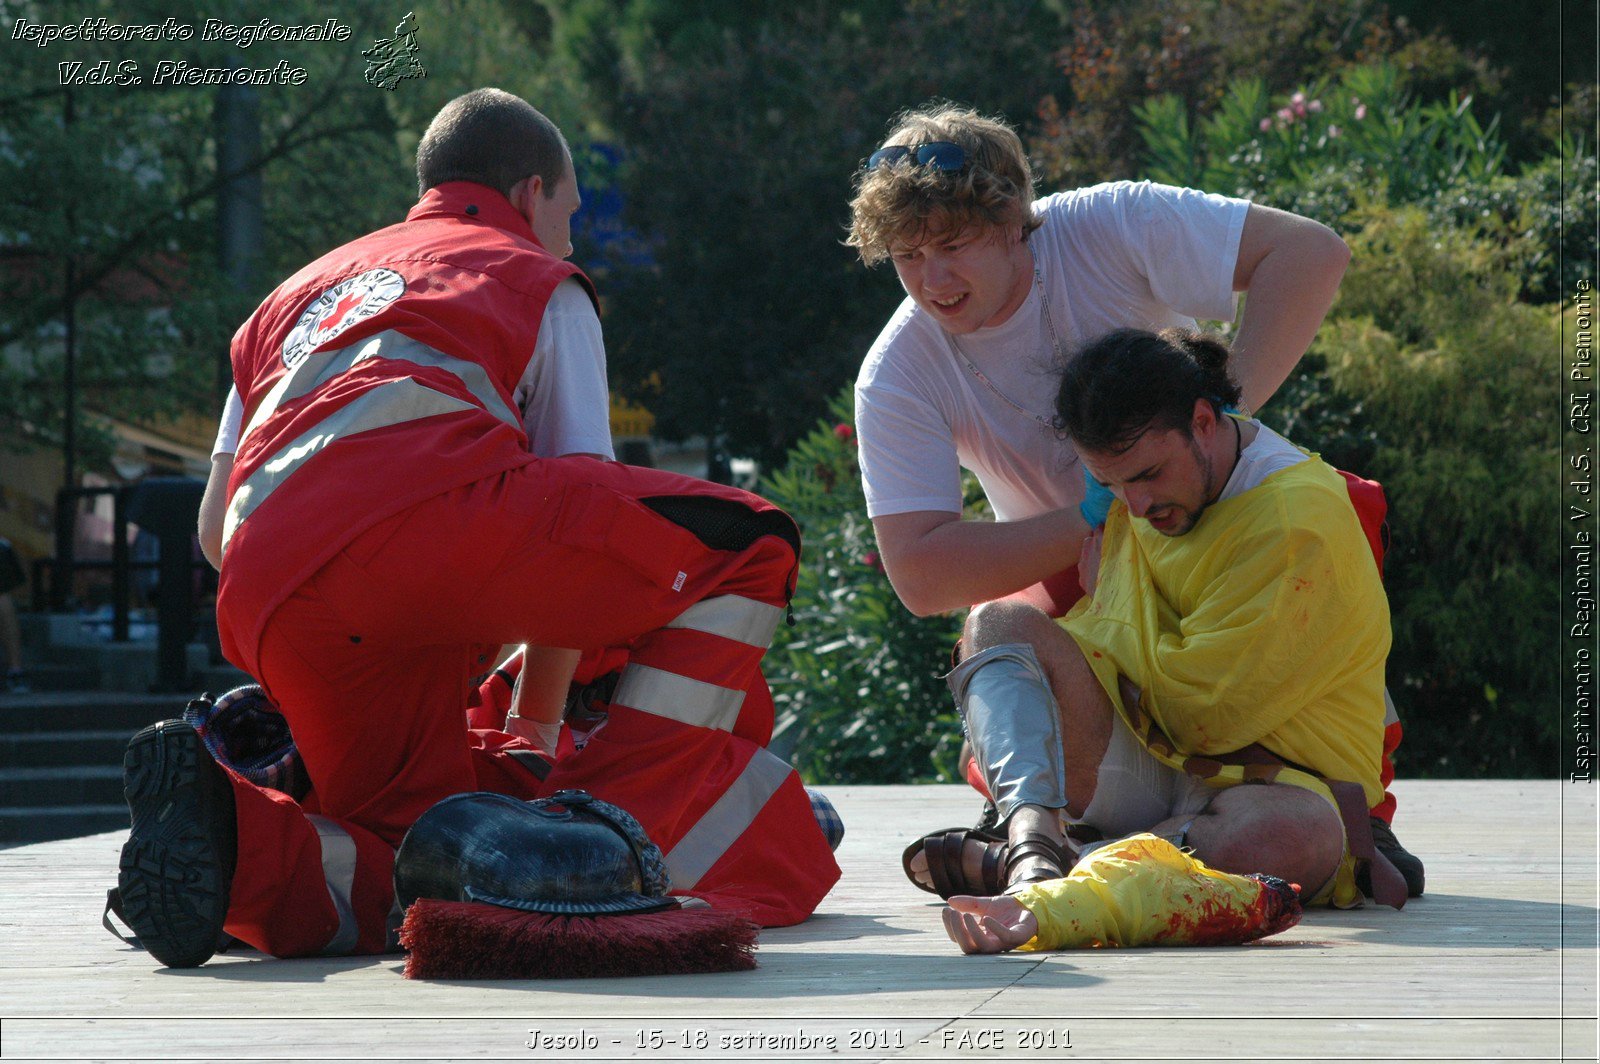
[847,103,1420,898]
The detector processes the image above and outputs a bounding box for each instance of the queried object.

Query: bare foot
[942,895,1039,954]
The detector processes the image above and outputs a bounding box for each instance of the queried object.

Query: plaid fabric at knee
[806,787,844,852]
[182,685,309,800]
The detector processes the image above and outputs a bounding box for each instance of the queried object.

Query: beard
[1148,437,1219,537]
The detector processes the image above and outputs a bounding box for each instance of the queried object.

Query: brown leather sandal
[1001,831,1073,893]
[902,827,1007,898]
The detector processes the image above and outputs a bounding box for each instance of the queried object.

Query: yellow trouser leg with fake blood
[1009,834,1303,949]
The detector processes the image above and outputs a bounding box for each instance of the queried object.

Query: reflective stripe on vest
[241,329,521,447]
[305,814,360,955]
[610,665,745,732]
[664,747,794,889]
[224,380,475,554]
[224,331,524,555]
[665,595,783,648]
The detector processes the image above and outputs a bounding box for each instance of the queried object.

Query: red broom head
[399,899,760,980]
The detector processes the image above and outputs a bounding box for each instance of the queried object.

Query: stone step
[13,615,216,691]
[0,765,125,807]
[18,611,162,651]
[0,803,127,844]
[3,662,102,693]
[33,640,100,664]
[0,693,182,733]
[0,729,135,769]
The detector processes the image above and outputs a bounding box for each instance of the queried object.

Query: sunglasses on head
[866,141,966,172]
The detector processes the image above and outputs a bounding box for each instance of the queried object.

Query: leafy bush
[1259,205,1561,776]
[759,390,966,785]
[1135,60,1599,308]
[1135,61,1507,224]
[1426,147,1599,304]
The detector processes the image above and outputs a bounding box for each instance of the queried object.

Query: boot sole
[117,721,233,968]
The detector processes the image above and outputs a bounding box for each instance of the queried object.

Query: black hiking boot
[116,719,237,967]
[1366,816,1425,898]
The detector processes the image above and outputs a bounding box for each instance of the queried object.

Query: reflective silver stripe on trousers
[222,379,476,552]
[665,747,794,889]
[610,665,745,732]
[305,815,360,955]
[665,596,784,648]
[240,329,521,448]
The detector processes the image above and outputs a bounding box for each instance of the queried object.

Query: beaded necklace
[949,266,1068,432]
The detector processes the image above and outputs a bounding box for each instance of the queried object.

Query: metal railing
[35,480,212,689]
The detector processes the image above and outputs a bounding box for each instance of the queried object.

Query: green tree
[1385,0,1592,162]
[531,0,1067,468]
[0,0,581,474]
[0,0,409,470]
[1029,0,1492,188]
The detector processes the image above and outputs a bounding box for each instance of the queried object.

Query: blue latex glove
[1079,467,1113,528]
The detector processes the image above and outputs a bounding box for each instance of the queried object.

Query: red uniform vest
[218,183,592,670]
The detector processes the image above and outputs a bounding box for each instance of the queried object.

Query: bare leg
[1146,784,1344,896]
[962,599,1117,885]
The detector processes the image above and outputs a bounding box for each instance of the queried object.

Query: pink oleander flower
[1308,99,1323,113]
[1291,91,1306,105]
[833,422,854,441]
[1327,125,1342,138]
[1277,106,1295,123]
[1259,117,1273,132]
[863,551,883,571]
[1354,104,1368,120]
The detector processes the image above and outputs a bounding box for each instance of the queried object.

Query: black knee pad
[640,496,800,560]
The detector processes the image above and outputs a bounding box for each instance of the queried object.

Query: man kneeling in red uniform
[114,88,839,967]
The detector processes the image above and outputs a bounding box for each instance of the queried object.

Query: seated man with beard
[938,326,1408,954]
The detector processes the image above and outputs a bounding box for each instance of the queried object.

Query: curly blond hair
[847,104,1040,266]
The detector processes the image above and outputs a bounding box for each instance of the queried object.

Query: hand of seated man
[941,895,1039,955]
[1078,526,1103,597]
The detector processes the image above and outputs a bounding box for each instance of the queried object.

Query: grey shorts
[1073,709,1216,838]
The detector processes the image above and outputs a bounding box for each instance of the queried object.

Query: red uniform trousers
[219,458,839,958]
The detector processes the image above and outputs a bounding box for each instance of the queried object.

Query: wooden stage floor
[1,780,1595,1062]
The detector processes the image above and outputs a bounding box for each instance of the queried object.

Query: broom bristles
[399,899,760,980]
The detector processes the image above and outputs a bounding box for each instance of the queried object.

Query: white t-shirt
[855,181,1249,522]
[1219,418,1309,500]
[212,277,615,460]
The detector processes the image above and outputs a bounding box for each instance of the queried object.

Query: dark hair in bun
[1053,327,1243,454]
